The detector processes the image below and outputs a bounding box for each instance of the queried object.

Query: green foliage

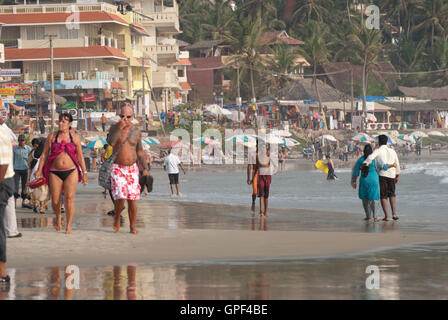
[178,0,448,95]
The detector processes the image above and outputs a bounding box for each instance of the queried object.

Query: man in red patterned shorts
[107,105,148,234]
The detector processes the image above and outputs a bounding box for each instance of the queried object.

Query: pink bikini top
[43,131,81,182]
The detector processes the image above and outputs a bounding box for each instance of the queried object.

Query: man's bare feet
[113,225,120,233]
[374,218,380,222]
[65,228,73,235]
[130,228,139,235]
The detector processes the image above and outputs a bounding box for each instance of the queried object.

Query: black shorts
[380,176,396,199]
[168,173,179,185]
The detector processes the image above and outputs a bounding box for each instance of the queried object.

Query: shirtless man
[107,105,148,234]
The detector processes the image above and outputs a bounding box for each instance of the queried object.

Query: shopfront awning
[130,25,149,37]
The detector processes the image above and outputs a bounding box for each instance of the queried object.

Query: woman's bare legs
[62,170,79,234]
[49,174,63,231]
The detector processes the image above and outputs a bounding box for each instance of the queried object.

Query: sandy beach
[8,189,448,269]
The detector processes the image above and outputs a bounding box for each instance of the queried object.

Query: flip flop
[392,216,399,220]
[382,218,390,221]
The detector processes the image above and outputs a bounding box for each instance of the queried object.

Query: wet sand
[8,198,448,269]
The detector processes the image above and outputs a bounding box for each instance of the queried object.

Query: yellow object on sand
[315,160,329,174]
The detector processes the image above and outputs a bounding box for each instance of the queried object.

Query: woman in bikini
[35,113,88,234]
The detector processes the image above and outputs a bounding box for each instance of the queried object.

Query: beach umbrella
[409,131,429,138]
[193,137,220,145]
[281,137,300,147]
[162,141,188,149]
[205,104,232,116]
[397,134,414,143]
[427,131,445,137]
[86,138,107,149]
[321,134,337,142]
[277,130,292,137]
[225,135,256,144]
[313,113,322,120]
[142,137,160,145]
[352,133,373,143]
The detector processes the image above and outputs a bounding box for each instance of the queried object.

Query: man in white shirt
[163,148,186,197]
[363,135,400,221]
[255,143,278,217]
[0,125,16,286]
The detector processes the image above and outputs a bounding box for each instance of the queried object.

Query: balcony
[25,71,113,90]
[0,2,142,25]
[152,68,180,89]
[143,10,179,33]
[145,44,178,64]
[0,39,18,48]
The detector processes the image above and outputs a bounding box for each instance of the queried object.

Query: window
[26,26,45,40]
[59,25,78,40]
[61,61,81,74]
[28,62,48,75]
[117,35,125,51]
[177,69,184,78]
[131,35,137,49]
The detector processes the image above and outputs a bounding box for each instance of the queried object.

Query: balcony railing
[145,44,178,55]
[0,3,118,14]
[0,39,18,48]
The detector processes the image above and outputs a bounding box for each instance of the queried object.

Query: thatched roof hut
[321,61,399,94]
[398,86,448,100]
[273,78,345,102]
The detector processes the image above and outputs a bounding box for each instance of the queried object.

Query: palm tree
[413,0,448,48]
[239,0,278,20]
[202,0,235,40]
[429,38,448,86]
[296,21,329,113]
[267,44,299,88]
[178,0,210,43]
[225,17,266,103]
[346,26,384,132]
[292,0,331,24]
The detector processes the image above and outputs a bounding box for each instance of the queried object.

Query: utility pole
[143,69,165,135]
[46,34,57,132]
[142,56,145,117]
[350,68,354,128]
[236,64,242,128]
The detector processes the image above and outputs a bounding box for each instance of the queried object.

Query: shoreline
[7,227,448,269]
[9,196,448,269]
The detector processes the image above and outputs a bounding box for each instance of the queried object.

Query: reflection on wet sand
[4,242,448,300]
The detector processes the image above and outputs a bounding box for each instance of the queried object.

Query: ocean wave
[441,177,448,184]
[401,162,448,177]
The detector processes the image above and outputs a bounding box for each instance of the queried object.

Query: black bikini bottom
[50,168,76,182]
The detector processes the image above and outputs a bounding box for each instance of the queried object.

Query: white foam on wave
[402,162,448,177]
[441,177,448,184]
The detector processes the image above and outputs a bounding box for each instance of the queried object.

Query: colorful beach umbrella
[281,137,300,147]
[86,138,107,149]
[397,134,414,143]
[225,135,256,144]
[352,133,374,143]
[142,137,160,145]
[193,137,220,145]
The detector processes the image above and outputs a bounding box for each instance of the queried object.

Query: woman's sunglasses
[120,115,133,119]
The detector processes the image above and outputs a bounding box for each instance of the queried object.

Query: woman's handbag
[26,177,47,189]
[98,133,131,190]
